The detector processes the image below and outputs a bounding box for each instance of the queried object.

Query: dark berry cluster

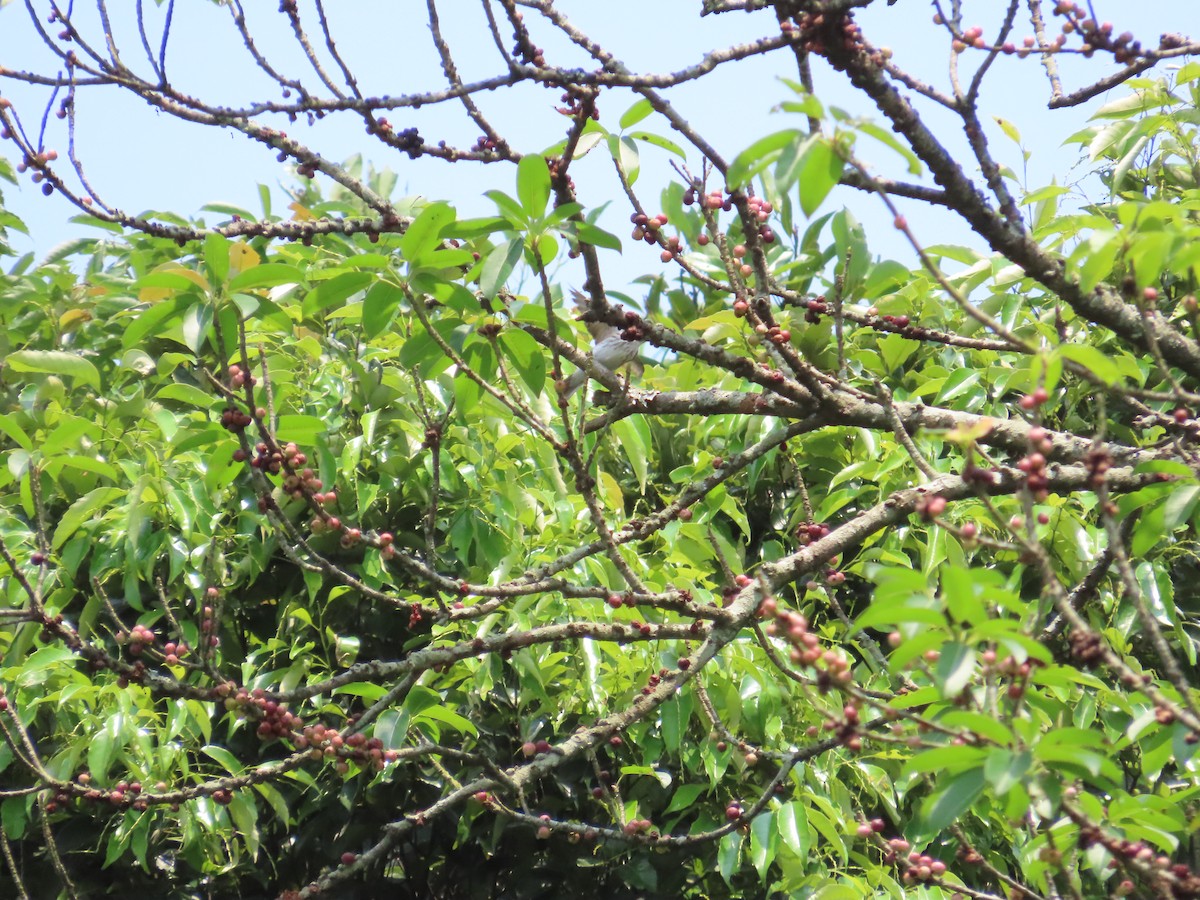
[394,127,422,159]
[556,91,598,120]
[1068,628,1104,666]
[220,406,254,431]
[1084,446,1111,488]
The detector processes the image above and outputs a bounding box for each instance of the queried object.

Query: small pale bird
[563,289,644,397]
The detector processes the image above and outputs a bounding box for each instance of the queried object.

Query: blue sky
[0,2,1190,292]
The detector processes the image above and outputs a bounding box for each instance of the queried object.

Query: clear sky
[0,2,1192,293]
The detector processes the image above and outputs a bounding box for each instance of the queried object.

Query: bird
[562,289,644,397]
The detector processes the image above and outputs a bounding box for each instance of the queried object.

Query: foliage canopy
[2,2,1200,898]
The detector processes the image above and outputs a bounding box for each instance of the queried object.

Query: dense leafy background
[2,3,1200,899]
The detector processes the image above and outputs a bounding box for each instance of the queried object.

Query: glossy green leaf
[619,98,655,130]
[5,350,100,389]
[517,155,552,219]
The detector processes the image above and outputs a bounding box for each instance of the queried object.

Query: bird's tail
[563,368,588,397]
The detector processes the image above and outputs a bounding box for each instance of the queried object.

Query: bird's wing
[571,289,620,342]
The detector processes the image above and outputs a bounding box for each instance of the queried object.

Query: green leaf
[201,744,245,774]
[121,295,192,349]
[574,221,622,251]
[228,263,305,293]
[812,886,863,900]
[856,121,922,175]
[479,236,523,298]
[0,414,34,452]
[1,797,27,840]
[659,692,692,754]
[181,300,213,354]
[1058,344,1121,386]
[87,725,116,784]
[497,328,546,395]
[619,98,654,130]
[414,704,478,736]
[749,811,777,879]
[446,215,511,240]
[52,487,124,550]
[775,802,809,857]
[129,810,151,868]
[627,131,687,159]
[16,646,76,684]
[228,791,260,859]
[5,350,100,389]
[920,766,985,832]
[204,232,230,285]
[795,138,843,216]
[276,414,327,445]
[362,280,406,339]
[717,830,742,885]
[903,746,987,778]
[1112,135,1150,194]
[939,711,1014,746]
[612,417,649,493]
[934,641,977,697]
[202,202,257,221]
[303,271,375,316]
[984,748,1031,795]
[332,682,390,701]
[665,784,706,814]
[484,190,527,225]
[727,129,800,189]
[517,155,552,219]
[400,201,455,264]
[156,383,216,408]
[253,783,292,827]
[805,801,847,863]
[608,134,640,185]
[854,594,947,631]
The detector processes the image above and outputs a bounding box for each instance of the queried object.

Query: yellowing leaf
[138,286,170,302]
[228,242,260,276]
[289,201,314,221]
[59,309,93,332]
[945,417,995,446]
[598,470,623,512]
[161,263,210,291]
